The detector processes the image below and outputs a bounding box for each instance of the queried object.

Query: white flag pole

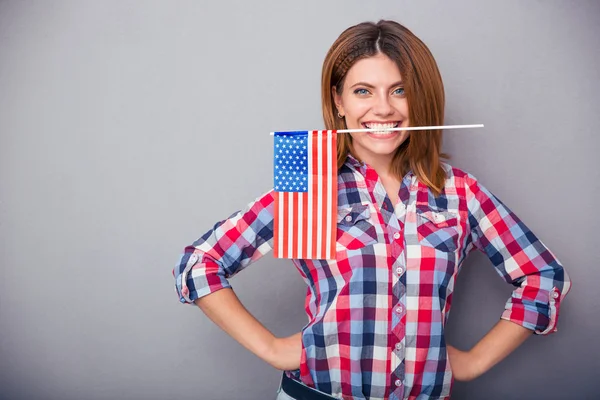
[270,124,484,136]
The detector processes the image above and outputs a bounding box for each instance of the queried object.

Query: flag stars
[274,133,310,193]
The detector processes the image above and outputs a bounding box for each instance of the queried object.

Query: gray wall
[1,1,598,399]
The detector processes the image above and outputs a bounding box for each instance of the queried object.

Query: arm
[172,190,301,370]
[448,320,532,381]
[195,288,301,370]
[449,174,572,381]
[174,190,275,304]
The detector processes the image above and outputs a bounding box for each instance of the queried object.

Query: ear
[332,86,344,117]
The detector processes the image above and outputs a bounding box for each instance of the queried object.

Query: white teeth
[364,122,399,133]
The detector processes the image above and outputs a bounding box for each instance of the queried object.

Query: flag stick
[270,124,483,135]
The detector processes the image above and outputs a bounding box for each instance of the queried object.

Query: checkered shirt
[173,155,571,400]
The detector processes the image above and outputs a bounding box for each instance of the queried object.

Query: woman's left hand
[446,345,481,382]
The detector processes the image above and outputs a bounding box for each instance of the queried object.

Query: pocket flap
[337,203,371,225]
[417,210,458,227]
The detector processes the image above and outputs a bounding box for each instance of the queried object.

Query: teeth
[364,122,399,133]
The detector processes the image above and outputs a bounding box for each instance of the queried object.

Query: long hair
[321,20,448,196]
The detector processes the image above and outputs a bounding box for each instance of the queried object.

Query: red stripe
[291,192,298,259]
[302,192,308,259]
[311,131,319,258]
[281,192,288,258]
[329,131,337,257]
[274,191,279,258]
[320,131,328,258]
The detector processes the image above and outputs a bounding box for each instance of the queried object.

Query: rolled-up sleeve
[465,175,571,335]
[173,190,275,304]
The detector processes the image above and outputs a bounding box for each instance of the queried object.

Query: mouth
[361,121,401,135]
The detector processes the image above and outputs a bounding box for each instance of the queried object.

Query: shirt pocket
[416,209,460,252]
[336,203,378,251]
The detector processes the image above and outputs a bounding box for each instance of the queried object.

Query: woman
[173,20,571,400]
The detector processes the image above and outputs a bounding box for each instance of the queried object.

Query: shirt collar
[344,153,364,169]
[344,153,415,181]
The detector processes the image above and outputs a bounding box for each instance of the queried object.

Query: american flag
[273,130,337,260]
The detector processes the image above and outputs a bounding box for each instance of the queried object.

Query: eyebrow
[349,81,404,89]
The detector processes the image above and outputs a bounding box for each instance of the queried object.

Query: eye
[393,87,405,96]
[353,88,370,95]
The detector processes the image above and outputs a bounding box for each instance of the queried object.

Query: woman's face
[333,53,410,168]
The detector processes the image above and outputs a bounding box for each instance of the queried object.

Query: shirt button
[393,232,400,240]
[345,215,352,222]
[396,267,403,275]
[395,306,403,314]
[188,253,199,265]
[395,379,402,387]
[552,291,559,299]
[395,342,403,351]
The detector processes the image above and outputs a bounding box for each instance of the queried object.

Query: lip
[365,131,400,140]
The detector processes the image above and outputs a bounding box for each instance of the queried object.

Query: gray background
[1,1,598,399]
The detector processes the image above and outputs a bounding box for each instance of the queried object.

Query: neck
[351,148,394,178]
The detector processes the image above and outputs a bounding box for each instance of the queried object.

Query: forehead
[344,54,403,86]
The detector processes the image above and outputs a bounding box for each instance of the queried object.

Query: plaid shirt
[173,155,571,400]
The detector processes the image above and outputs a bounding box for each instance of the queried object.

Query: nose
[372,93,393,117]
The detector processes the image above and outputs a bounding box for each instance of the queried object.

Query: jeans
[275,373,338,400]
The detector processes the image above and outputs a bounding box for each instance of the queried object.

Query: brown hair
[321,20,448,196]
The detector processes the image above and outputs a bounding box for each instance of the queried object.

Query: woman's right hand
[266,332,302,371]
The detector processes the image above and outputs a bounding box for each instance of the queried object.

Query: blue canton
[273,132,309,193]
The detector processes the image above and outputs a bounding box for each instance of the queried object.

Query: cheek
[349,132,360,142]
[390,97,408,115]
[343,99,369,120]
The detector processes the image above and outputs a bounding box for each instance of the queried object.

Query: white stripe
[297,191,303,258]
[306,132,313,259]
[278,193,284,258]
[316,130,323,258]
[288,191,294,258]
[325,130,333,259]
